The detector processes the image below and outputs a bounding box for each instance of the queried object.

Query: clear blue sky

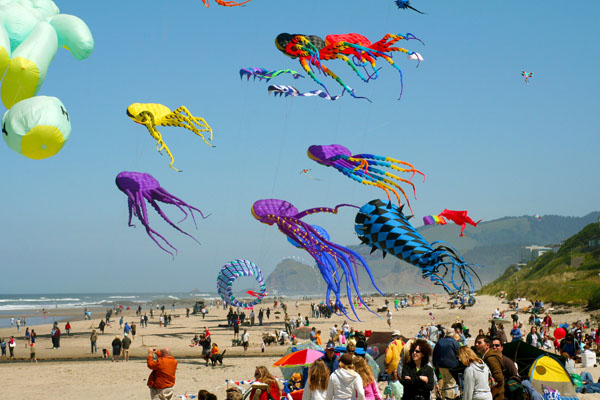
[1,0,598,294]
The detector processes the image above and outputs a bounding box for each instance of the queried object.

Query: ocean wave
[167,296,179,300]
[0,301,104,311]
[107,296,139,299]
[0,298,81,303]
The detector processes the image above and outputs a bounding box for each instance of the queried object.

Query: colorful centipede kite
[275,32,424,100]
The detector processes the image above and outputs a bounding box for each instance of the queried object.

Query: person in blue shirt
[510,325,523,342]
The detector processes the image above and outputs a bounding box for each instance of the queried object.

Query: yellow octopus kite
[127,103,213,171]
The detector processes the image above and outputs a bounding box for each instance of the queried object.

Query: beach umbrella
[274,349,325,368]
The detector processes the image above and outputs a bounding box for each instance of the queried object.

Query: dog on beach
[210,349,226,366]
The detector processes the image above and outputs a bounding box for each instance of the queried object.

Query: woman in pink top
[353,356,381,400]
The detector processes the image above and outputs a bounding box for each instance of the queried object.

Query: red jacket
[250,382,280,400]
[147,355,177,389]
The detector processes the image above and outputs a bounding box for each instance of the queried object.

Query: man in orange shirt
[147,347,177,399]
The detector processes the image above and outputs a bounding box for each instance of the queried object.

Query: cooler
[581,351,597,368]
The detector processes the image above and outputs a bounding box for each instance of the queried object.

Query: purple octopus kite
[115,171,208,256]
[251,198,383,320]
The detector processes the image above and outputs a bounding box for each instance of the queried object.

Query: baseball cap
[326,341,335,349]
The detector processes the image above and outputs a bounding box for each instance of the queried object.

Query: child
[384,370,403,400]
[30,342,37,363]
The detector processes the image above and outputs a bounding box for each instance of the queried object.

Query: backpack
[506,376,525,400]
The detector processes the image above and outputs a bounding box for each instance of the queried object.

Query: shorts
[123,349,129,355]
[30,352,36,359]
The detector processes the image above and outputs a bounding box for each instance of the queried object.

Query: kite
[299,168,322,181]
[395,0,425,14]
[423,215,447,226]
[217,259,266,308]
[201,0,251,7]
[240,68,304,81]
[0,0,94,109]
[355,199,481,294]
[268,85,342,101]
[307,144,425,213]
[127,103,213,172]
[432,209,481,237]
[521,70,533,84]
[251,199,383,320]
[2,96,71,159]
[115,171,209,257]
[534,214,541,221]
[275,32,424,100]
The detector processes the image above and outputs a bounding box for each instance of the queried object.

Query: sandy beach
[0,295,598,399]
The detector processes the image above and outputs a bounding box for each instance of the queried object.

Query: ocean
[0,292,218,328]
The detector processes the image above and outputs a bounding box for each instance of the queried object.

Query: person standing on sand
[65,321,71,336]
[91,330,98,354]
[9,336,16,358]
[234,318,240,340]
[131,322,137,340]
[99,319,106,334]
[386,310,392,328]
[30,342,37,363]
[112,335,122,361]
[242,329,250,352]
[0,338,6,357]
[147,347,177,400]
[122,333,132,362]
[52,326,61,349]
[25,328,30,348]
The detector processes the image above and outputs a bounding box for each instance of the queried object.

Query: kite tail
[294,204,359,219]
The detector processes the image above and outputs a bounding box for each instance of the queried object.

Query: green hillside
[480,223,600,306]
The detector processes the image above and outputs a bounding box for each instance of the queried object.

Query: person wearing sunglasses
[490,338,519,396]
[399,339,434,400]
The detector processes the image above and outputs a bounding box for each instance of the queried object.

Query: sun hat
[392,330,401,337]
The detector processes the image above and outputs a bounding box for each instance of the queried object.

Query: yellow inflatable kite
[126,103,214,172]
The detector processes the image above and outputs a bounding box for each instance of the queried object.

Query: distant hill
[480,223,600,305]
[264,212,600,295]
[265,258,326,295]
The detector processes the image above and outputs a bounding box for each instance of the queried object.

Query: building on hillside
[589,236,600,248]
[520,245,552,262]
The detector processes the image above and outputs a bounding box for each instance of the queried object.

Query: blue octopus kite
[355,199,481,294]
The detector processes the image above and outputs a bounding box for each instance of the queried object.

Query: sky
[0,0,598,294]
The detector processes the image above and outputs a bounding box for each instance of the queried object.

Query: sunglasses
[492,344,501,348]
[412,349,422,354]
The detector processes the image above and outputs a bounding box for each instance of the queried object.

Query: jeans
[91,341,97,353]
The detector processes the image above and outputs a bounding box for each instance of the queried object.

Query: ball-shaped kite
[553,327,566,341]
[217,259,266,308]
[0,0,94,108]
[2,95,71,159]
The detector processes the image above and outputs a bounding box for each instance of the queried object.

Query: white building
[520,245,552,262]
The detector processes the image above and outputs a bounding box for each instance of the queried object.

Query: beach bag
[569,373,582,388]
